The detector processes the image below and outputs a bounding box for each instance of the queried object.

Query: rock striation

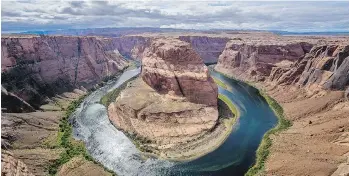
[215,38,349,91]
[107,35,229,63]
[1,150,34,176]
[141,38,218,106]
[178,36,229,63]
[1,35,128,109]
[270,44,349,91]
[215,39,312,81]
[215,37,349,176]
[108,38,219,159]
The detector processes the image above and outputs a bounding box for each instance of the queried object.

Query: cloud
[1,1,349,32]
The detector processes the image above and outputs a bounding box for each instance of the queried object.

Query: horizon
[2,1,349,33]
[2,26,349,34]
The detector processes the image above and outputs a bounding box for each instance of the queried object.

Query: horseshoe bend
[1,2,349,176]
[106,38,236,160]
[3,31,349,176]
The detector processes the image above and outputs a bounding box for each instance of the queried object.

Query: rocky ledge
[108,38,231,160]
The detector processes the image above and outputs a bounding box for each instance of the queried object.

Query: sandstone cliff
[269,44,349,91]
[215,39,313,81]
[1,35,128,109]
[108,35,229,63]
[178,36,229,63]
[141,38,218,106]
[108,38,220,159]
[215,38,349,91]
[215,37,349,176]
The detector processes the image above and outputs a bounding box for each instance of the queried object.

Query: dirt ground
[261,85,349,176]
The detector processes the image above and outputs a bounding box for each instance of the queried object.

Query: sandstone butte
[107,38,235,160]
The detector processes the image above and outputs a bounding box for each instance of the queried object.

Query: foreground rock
[1,150,34,176]
[57,156,112,176]
[108,38,224,160]
[215,38,349,175]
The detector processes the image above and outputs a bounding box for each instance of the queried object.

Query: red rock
[1,36,128,108]
[108,38,219,159]
[141,38,218,106]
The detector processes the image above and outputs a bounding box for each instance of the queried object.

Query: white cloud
[1,1,349,32]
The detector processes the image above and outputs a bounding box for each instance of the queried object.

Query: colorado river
[71,68,278,176]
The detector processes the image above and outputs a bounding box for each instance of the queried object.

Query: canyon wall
[178,36,229,63]
[1,36,128,110]
[215,39,349,91]
[0,34,227,111]
[215,39,313,81]
[109,35,229,63]
[215,38,349,176]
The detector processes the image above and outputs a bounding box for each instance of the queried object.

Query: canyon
[2,31,349,176]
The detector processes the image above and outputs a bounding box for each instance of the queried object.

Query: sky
[1,1,349,32]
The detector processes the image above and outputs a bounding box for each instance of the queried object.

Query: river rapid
[71,68,277,176]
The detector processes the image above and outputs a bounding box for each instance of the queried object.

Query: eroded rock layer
[1,36,128,109]
[108,38,219,159]
[215,38,349,91]
[141,38,218,106]
[215,39,312,81]
[215,38,349,176]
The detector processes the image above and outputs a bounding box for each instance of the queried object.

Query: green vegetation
[47,94,116,176]
[122,131,155,154]
[125,61,139,71]
[47,95,88,175]
[245,92,291,176]
[212,69,291,176]
[100,76,137,107]
[212,77,228,89]
[218,94,239,131]
[218,94,238,117]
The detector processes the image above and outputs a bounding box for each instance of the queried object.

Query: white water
[71,68,174,176]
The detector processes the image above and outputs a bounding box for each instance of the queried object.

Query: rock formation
[107,35,229,63]
[178,36,229,63]
[215,39,312,81]
[1,35,128,109]
[1,86,35,113]
[1,150,34,176]
[269,44,349,91]
[215,38,349,91]
[108,38,219,159]
[215,37,349,176]
[141,38,218,106]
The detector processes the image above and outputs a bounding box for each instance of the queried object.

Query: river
[71,68,278,176]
